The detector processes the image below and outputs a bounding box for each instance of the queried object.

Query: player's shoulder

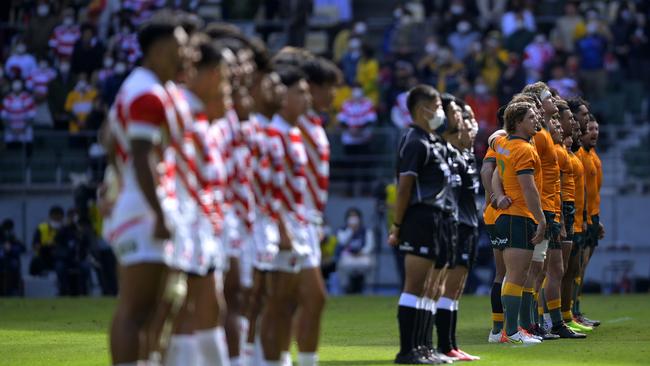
[119,68,166,105]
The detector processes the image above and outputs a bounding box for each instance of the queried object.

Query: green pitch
[1,294,649,365]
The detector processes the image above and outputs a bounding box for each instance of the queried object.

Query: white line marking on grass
[606,317,633,323]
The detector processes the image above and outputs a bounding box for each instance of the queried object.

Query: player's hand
[495,195,512,210]
[153,215,171,240]
[531,221,546,245]
[388,224,400,247]
[599,222,605,239]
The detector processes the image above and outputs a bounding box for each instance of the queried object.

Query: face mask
[16,44,26,54]
[49,220,62,229]
[77,80,88,90]
[457,21,471,34]
[354,22,367,34]
[426,107,447,131]
[37,4,49,16]
[450,4,464,15]
[393,8,403,19]
[103,58,114,68]
[425,42,438,55]
[587,22,598,34]
[114,63,127,74]
[59,62,70,73]
[12,81,22,92]
[347,216,360,227]
[39,61,48,69]
[63,17,74,26]
[352,88,363,99]
[475,84,488,95]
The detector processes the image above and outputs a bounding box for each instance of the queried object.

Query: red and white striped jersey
[337,97,377,127]
[391,91,412,129]
[1,92,36,130]
[251,113,274,216]
[233,118,256,232]
[27,67,56,98]
[49,24,80,59]
[122,0,163,26]
[267,114,308,225]
[107,67,176,197]
[298,111,329,221]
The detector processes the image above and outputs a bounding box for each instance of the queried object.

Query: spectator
[97,54,115,86]
[496,54,526,105]
[27,58,57,127]
[4,40,37,80]
[388,6,424,59]
[47,60,77,130]
[628,12,649,83]
[2,78,36,155]
[501,0,536,37]
[475,34,508,91]
[71,23,105,76]
[0,219,26,296]
[503,13,536,54]
[610,4,637,71]
[108,21,141,67]
[391,90,412,130]
[337,84,377,195]
[464,77,499,133]
[336,208,375,294]
[100,60,128,107]
[548,63,580,99]
[24,0,60,59]
[576,19,609,100]
[551,0,586,53]
[447,19,481,61]
[65,73,98,139]
[54,211,92,296]
[356,43,379,106]
[523,33,555,83]
[333,21,367,63]
[49,8,81,61]
[476,0,507,29]
[341,37,362,85]
[320,222,338,290]
[419,47,465,94]
[30,205,64,276]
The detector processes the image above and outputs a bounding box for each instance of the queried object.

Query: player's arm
[131,139,170,240]
[519,173,546,244]
[388,140,424,246]
[487,129,507,150]
[491,169,511,209]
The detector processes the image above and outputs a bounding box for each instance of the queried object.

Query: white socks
[165,335,199,366]
[265,362,282,366]
[230,356,241,366]
[437,297,455,311]
[297,352,318,366]
[195,327,230,366]
[282,351,292,366]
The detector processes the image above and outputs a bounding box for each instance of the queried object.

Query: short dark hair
[138,10,181,56]
[276,65,306,87]
[176,11,204,35]
[496,105,506,127]
[204,22,269,71]
[302,57,341,85]
[192,33,223,69]
[567,97,589,114]
[406,85,440,116]
[49,206,64,217]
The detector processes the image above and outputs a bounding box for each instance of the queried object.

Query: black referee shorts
[398,204,455,268]
[456,224,479,270]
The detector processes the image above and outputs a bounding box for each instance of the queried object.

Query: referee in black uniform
[389,85,453,365]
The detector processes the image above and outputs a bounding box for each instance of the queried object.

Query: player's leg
[194,272,230,366]
[165,275,199,366]
[261,267,300,365]
[489,248,506,341]
[295,265,327,366]
[224,257,242,365]
[110,263,169,364]
[243,269,266,365]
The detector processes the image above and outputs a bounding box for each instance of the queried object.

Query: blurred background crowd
[1,0,649,297]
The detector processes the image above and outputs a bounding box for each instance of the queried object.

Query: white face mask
[475,84,488,95]
[12,81,23,92]
[15,44,26,54]
[426,107,446,130]
[39,61,48,69]
[59,62,70,73]
[457,21,471,34]
[347,216,360,227]
[49,220,62,229]
[63,17,74,26]
[450,4,464,15]
[77,80,88,90]
[352,88,363,99]
[425,42,438,55]
[354,22,367,34]
[103,58,114,68]
[114,63,126,74]
[37,4,50,16]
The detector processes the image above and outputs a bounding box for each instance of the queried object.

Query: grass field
[0,294,649,365]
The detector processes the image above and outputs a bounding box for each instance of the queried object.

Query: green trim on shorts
[495,214,537,250]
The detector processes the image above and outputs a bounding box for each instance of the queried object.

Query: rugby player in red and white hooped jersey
[161,34,234,366]
[100,13,191,366]
[261,65,313,366]
[242,64,286,366]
